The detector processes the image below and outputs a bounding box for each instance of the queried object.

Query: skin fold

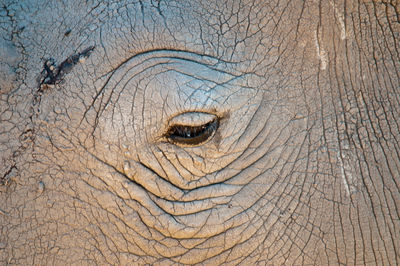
[0,0,399,265]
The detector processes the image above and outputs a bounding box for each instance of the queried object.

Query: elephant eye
[165,112,219,146]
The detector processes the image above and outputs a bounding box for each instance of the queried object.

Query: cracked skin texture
[0,0,399,265]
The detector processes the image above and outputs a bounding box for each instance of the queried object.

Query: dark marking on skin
[64,29,72,36]
[38,45,95,91]
[0,208,8,216]
[37,181,45,195]
[0,164,16,186]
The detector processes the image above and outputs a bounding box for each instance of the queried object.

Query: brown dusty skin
[0,1,399,265]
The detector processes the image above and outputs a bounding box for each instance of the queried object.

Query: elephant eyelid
[165,118,219,146]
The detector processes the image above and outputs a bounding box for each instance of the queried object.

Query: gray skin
[1,0,399,265]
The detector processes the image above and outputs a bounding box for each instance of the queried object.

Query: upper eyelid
[168,112,218,126]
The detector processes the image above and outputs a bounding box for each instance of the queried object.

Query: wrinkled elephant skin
[1,1,399,265]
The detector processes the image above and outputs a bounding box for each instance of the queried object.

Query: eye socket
[165,113,219,146]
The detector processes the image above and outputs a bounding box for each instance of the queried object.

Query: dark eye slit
[166,119,219,146]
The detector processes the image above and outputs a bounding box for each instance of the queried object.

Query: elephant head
[1,0,399,264]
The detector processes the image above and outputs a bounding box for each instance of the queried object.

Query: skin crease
[0,0,399,265]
